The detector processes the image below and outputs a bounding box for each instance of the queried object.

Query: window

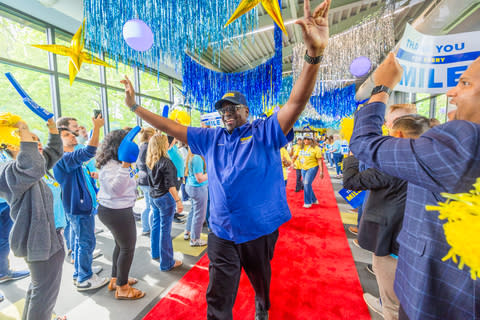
[107,88,137,130]
[140,71,170,100]
[105,62,135,88]
[0,11,49,69]
[415,93,430,118]
[434,94,447,123]
[0,64,52,141]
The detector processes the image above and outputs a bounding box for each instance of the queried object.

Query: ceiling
[6,0,480,76]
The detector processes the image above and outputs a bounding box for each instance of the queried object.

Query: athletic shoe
[348,226,358,236]
[141,231,150,236]
[313,200,319,204]
[183,233,190,240]
[303,204,312,208]
[0,270,30,283]
[76,274,109,291]
[173,217,185,224]
[73,265,103,286]
[363,293,383,317]
[366,264,375,276]
[190,239,207,247]
[92,249,102,259]
[175,213,186,219]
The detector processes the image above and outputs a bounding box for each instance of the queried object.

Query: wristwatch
[130,103,140,112]
[304,50,323,65]
[371,85,392,97]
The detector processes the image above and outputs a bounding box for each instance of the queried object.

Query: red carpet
[144,166,370,319]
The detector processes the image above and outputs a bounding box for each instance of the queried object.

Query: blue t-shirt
[331,140,342,154]
[187,113,293,244]
[43,174,67,229]
[186,155,208,187]
[167,145,184,179]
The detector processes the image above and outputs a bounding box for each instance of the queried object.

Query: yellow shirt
[292,144,303,169]
[280,147,292,180]
[297,145,322,170]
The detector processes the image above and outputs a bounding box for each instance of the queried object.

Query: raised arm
[42,118,63,170]
[120,77,188,143]
[277,0,331,134]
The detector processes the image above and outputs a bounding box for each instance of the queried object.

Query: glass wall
[0,4,178,140]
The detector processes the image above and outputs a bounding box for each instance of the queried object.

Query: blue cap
[214,91,248,110]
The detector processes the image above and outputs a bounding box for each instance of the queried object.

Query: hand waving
[295,0,331,57]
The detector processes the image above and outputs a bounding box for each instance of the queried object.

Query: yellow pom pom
[169,109,191,126]
[339,117,354,142]
[426,177,480,280]
[0,112,22,148]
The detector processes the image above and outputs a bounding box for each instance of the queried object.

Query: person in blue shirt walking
[121,0,331,318]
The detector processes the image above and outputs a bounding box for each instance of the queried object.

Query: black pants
[295,169,303,192]
[97,205,137,286]
[399,305,409,320]
[206,230,279,320]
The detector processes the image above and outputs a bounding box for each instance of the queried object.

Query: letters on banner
[200,111,222,127]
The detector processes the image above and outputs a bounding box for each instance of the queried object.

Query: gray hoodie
[0,134,63,262]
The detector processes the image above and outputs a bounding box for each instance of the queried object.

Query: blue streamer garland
[278,75,293,105]
[83,0,258,70]
[182,17,283,116]
[309,84,357,119]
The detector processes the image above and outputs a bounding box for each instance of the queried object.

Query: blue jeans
[151,193,176,271]
[139,185,152,233]
[302,166,319,205]
[0,204,12,276]
[326,152,334,167]
[68,213,96,282]
[333,153,344,175]
[64,214,75,252]
[185,184,208,240]
[180,181,189,201]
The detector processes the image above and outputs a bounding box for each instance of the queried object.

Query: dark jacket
[148,157,177,198]
[343,155,407,256]
[136,143,149,186]
[53,145,97,215]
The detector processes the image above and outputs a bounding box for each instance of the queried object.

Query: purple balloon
[123,19,154,52]
[349,56,371,77]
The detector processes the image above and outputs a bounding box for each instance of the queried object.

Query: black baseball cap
[214,91,248,110]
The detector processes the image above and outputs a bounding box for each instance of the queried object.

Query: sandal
[115,284,145,300]
[108,277,139,291]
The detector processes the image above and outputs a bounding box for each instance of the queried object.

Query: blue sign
[338,188,366,209]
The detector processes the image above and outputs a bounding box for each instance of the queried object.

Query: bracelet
[175,199,181,202]
[130,103,140,112]
[304,50,323,65]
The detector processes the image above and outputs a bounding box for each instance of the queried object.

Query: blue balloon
[118,126,141,163]
[162,105,169,118]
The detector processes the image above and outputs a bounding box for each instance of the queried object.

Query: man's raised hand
[295,0,331,57]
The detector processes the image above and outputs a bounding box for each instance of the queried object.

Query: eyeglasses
[218,104,244,116]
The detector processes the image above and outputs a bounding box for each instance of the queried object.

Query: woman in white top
[96,129,145,300]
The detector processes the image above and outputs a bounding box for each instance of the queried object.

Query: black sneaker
[175,213,186,219]
[173,217,185,224]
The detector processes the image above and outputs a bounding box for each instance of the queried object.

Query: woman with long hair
[136,127,155,236]
[183,147,208,246]
[96,129,145,300]
[147,134,183,271]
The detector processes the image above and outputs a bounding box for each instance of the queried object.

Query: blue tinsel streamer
[182,14,283,116]
[309,84,357,119]
[83,0,258,70]
[278,75,293,105]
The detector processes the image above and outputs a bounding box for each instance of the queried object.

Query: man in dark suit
[350,53,480,320]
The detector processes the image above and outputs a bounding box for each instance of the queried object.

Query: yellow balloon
[225,0,287,35]
[31,20,113,86]
[169,110,191,126]
[0,112,23,149]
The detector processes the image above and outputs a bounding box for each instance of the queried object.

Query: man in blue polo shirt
[121,1,331,318]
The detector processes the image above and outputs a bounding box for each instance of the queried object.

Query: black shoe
[174,213,186,219]
[173,217,185,224]
[255,299,269,320]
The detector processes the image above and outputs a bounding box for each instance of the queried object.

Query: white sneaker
[76,274,109,291]
[92,265,103,274]
[92,249,102,259]
[313,200,319,204]
[190,239,207,247]
[303,204,312,208]
[363,293,383,317]
[183,233,190,240]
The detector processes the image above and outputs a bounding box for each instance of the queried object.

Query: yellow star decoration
[426,178,480,280]
[32,20,113,85]
[225,0,287,35]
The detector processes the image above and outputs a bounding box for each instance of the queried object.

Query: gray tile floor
[1,168,383,319]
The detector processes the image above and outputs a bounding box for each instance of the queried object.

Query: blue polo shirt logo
[187,114,294,244]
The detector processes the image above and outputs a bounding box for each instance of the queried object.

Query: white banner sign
[396,24,480,94]
[200,111,222,127]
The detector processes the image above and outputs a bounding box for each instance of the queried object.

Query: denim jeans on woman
[185,184,208,240]
[302,166,319,205]
[139,185,152,233]
[333,153,344,175]
[150,193,176,271]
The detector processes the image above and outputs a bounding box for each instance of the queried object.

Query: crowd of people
[1,0,479,319]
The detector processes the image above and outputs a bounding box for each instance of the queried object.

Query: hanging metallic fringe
[182,16,283,116]
[292,3,395,96]
[309,84,357,119]
[278,75,292,105]
[83,0,258,70]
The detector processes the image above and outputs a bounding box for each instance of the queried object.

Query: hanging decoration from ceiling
[349,56,372,78]
[122,19,154,52]
[225,0,287,35]
[292,3,395,96]
[278,75,293,105]
[309,84,357,119]
[182,16,283,116]
[32,20,113,85]
[83,0,258,70]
